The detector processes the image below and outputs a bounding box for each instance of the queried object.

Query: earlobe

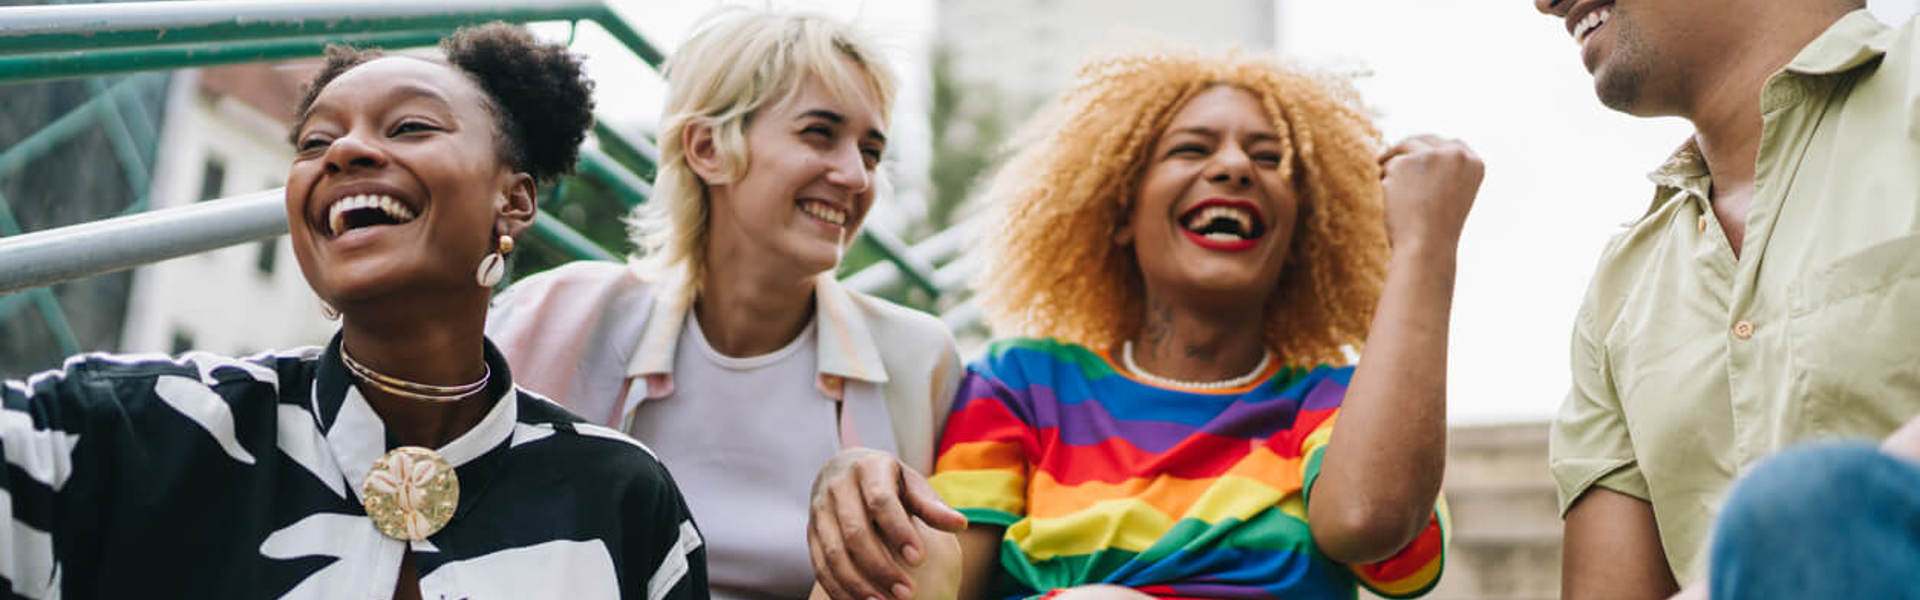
[1113,220,1135,246]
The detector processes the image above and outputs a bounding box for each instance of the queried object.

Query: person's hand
[1670,582,1709,600]
[809,447,968,600]
[1881,414,1920,464]
[1378,135,1484,252]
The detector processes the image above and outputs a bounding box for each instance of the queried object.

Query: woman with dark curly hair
[816,47,1483,600]
[0,24,705,599]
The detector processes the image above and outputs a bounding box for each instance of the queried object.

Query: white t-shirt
[625,313,836,600]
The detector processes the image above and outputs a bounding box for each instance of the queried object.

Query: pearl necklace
[1122,341,1274,390]
[339,348,489,403]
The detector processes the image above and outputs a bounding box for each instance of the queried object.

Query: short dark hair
[291,23,596,184]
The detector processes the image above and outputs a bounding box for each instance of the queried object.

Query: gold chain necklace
[339,348,489,403]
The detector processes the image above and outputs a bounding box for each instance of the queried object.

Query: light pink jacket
[482,261,962,473]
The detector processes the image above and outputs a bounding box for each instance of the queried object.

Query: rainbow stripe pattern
[931,338,1448,599]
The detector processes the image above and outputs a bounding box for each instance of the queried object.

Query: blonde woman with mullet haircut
[486,9,966,600]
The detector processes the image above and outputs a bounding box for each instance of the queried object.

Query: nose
[823,142,873,194]
[1205,144,1254,188]
[1535,0,1570,17]
[322,133,386,175]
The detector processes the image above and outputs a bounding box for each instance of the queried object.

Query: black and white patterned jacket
[0,334,708,599]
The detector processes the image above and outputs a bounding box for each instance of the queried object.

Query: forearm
[1562,489,1677,600]
[955,526,1004,600]
[1309,243,1455,562]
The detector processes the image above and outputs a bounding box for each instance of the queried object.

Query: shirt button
[1733,321,1755,339]
[1698,214,1710,233]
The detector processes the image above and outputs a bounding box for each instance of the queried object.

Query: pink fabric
[485,260,963,474]
[485,262,655,427]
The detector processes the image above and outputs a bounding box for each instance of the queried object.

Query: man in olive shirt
[1530,0,1920,597]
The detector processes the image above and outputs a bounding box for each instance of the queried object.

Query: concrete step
[1446,423,1553,489]
[1419,421,1563,600]
[1443,481,1562,538]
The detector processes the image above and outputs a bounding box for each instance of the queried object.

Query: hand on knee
[905,518,963,600]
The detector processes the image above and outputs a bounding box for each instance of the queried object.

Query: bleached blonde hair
[973,48,1389,367]
[628,8,897,294]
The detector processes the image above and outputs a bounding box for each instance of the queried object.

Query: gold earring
[319,300,340,321]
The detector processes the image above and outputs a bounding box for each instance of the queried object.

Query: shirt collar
[1646,138,1711,200]
[625,269,891,400]
[1782,9,1894,77]
[1639,10,1890,217]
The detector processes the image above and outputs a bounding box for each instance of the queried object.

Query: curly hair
[972,48,1388,367]
[290,22,595,185]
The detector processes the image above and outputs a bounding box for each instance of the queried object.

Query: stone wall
[1366,421,1561,600]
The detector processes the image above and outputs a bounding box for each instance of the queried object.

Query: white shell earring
[476,234,513,288]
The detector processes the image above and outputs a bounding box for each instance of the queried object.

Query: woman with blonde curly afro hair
[864,47,1483,599]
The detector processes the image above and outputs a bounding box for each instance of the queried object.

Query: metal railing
[0,0,974,354]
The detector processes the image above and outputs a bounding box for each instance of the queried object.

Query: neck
[339,291,494,448]
[1685,5,1850,195]
[1126,292,1269,383]
[695,242,818,358]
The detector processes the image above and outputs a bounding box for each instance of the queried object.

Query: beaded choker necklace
[1121,341,1273,390]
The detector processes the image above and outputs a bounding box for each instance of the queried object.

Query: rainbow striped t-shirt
[930,338,1448,599]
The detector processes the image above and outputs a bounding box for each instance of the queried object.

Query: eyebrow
[294,82,459,139]
[799,109,888,145]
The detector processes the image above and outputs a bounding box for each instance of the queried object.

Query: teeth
[1184,205,1256,237]
[324,194,416,235]
[800,200,848,226]
[1574,7,1610,44]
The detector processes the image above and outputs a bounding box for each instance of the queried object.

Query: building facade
[120,64,334,358]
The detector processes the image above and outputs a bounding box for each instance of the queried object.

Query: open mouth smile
[1178,199,1265,252]
[317,188,421,240]
[1572,3,1612,46]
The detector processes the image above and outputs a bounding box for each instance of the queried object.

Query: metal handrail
[843,217,979,294]
[0,0,973,338]
[0,0,660,301]
[0,29,453,83]
[0,189,286,295]
[0,0,664,67]
[0,74,161,178]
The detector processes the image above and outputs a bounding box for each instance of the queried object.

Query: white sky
[1282,2,1694,424]
[1282,0,1915,423]
[563,0,1917,424]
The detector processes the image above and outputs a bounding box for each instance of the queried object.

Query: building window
[170,330,196,355]
[198,158,226,202]
[255,238,278,277]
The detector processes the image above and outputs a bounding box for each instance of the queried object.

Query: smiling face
[1536,0,1720,115]
[1119,84,1298,303]
[286,56,528,308]
[695,71,886,277]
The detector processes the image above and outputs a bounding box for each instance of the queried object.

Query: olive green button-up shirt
[1549,10,1920,583]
